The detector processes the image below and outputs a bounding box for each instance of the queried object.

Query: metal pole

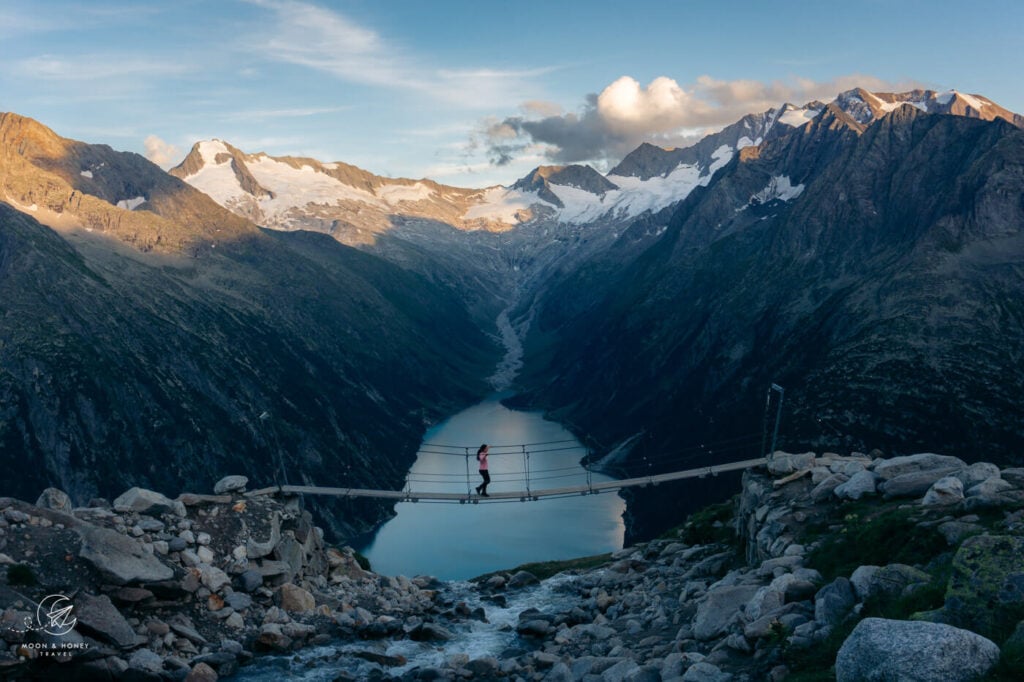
[465,448,471,498]
[523,445,530,497]
[770,383,785,457]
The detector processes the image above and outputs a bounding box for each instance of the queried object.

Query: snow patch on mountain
[779,106,820,128]
[80,170,93,179]
[751,176,804,205]
[463,187,536,223]
[116,196,146,210]
[377,182,434,205]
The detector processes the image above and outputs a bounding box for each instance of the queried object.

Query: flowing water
[357,394,625,581]
[234,574,586,680]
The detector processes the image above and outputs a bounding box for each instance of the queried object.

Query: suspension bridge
[250,432,771,504]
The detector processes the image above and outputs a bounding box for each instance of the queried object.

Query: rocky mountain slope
[0,118,498,540]
[512,103,1024,539]
[2,449,1023,680]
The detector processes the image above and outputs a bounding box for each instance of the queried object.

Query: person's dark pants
[477,470,490,494]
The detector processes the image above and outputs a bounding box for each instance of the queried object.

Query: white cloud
[483,73,927,167]
[143,135,179,167]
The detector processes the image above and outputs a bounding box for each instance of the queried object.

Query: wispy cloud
[479,73,927,167]
[244,0,550,108]
[219,106,351,122]
[18,54,191,81]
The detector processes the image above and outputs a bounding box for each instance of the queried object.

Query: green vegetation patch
[674,497,738,547]
[474,553,612,583]
[804,502,947,582]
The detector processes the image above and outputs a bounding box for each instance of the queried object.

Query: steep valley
[2,87,1023,547]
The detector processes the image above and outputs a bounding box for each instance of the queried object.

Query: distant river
[356,394,625,580]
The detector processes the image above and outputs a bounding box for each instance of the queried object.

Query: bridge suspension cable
[251,430,769,505]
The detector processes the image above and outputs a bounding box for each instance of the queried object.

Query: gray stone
[171,621,208,645]
[409,622,454,642]
[811,473,848,502]
[197,564,231,593]
[35,488,72,512]
[881,468,960,498]
[1001,468,1024,488]
[956,462,1002,488]
[767,452,816,476]
[849,565,880,601]
[73,593,138,648]
[508,570,540,589]
[922,476,964,506]
[833,471,878,500]
[128,648,165,675]
[168,537,188,553]
[112,487,176,516]
[77,523,174,585]
[465,656,501,677]
[693,584,761,641]
[966,478,1014,497]
[213,476,249,495]
[599,659,640,682]
[257,623,292,651]
[936,520,983,545]
[238,569,263,592]
[225,592,253,611]
[873,453,967,480]
[814,577,855,627]
[682,661,732,682]
[835,618,998,682]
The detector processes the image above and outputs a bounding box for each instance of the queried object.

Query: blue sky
[2,0,1022,187]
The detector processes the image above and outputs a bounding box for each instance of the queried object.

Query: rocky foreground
[1,452,1023,681]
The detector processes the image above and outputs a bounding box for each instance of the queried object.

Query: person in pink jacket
[475,444,490,497]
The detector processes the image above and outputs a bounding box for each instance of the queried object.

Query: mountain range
[1,87,1022,541]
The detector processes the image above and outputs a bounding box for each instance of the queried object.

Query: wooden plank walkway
[249,457,767,503]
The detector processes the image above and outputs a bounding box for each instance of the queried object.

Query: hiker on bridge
[475,444,490,497]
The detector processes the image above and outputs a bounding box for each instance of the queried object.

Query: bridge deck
[249,457,767,502]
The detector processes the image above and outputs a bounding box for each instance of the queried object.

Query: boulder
[197,564,231,593]
[682,661,733,682]
[257,623,292,651]
[77,523,174,585]
[814,577,856,628]
[956,462,1002,488]
[112,487,176,516]
[767,451,816,476]
[213,476,249,495]
[35,488,72,512]
[693,584,761,641]
[966,478,1014,498]
[872,453,966,481]
[943,534,1024,640]
[835,618,998,682]
[1001,468,1024,488]
[277,583,315,613]
[73,593,138,648]
[409,622,454,642]
[833,471,878,500]
[185,662,219,682]
[860,564,931,601]
[880,468,961,498]
[922,476,964,506]
[507,570,540,589]
[811,473,848,502]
